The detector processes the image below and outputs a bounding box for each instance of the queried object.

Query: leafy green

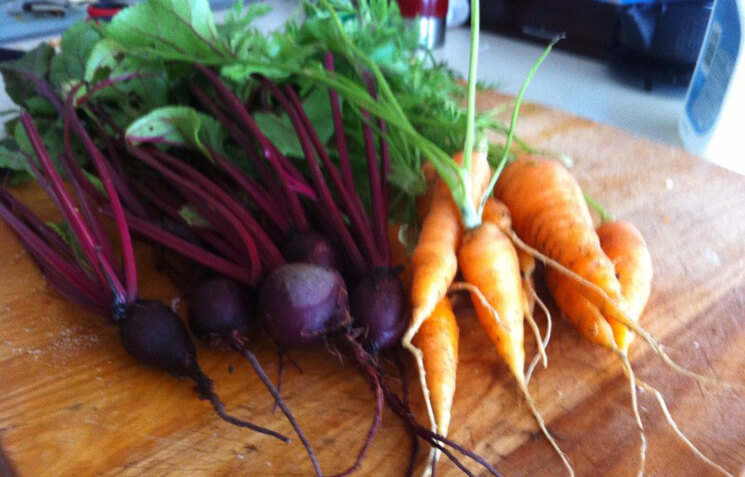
[126,106,226,157]
[0,138,33,184]
[50,22,102,89]
[0,44,55,109]
[179,205,211,227]
[105,0,232,63]
[1,0,537,229]
[254,85,334,157]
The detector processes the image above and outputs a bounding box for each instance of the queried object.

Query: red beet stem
[190,74,313,229]
[149,149,284,269]
[255,80,366,273]
[112,208,253,285]
[64,87,138,303]
[0,190,109,309]
[359,108,387,268]
[20,113,126,302]
[128,147,264,284]
[324,53,357,195]
[4,67,64,115]
[58,149,116,270]
[208,147,293,235]
[189,83,282,194]
[193,65,312,191]
[75,72,157,107]
[280,83,380,267]
[362,73,392,265]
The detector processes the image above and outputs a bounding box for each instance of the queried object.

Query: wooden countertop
[1,92,744,476]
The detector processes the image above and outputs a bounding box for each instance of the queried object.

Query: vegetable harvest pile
[0,0,743,475]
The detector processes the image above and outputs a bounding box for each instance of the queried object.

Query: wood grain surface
[1,92,744,477]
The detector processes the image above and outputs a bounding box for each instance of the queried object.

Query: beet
[187,277,254,348]
[282,230,339,270]
[186,276,321,476]
[259,263,350,348]
[119,299,201,378]
[116,299,288,442]
[350,269,407,352]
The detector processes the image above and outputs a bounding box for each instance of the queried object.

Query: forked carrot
[596,220,653,354]
[497,156,733,476]
[402,150,491,475]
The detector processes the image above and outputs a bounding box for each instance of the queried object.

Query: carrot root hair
[517,377,575,477]
[526,288,552,384]
[448,281,508,331]
[613,348,647,477]
[633,375,735,477]
[506,230,742,391]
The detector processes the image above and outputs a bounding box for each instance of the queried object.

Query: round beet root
[350,270,407,352]
[259,263,350,348]
[188,276,254,348]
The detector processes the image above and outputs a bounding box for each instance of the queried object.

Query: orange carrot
[494,156,628,331]
[401,151,490,475]
[481,197,548,370]
[455,153,573,473]
[458,219,526,377]
[411,297,459,444]
[404,178,461,348]
[401,175,462,469]
[596,220,653,354]
[403,151,486,366]
[498,157,732,475]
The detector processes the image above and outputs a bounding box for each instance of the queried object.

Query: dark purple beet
[187,277,322,476]
[187,277,253,348]
[350,270,407,352]
[259,263,350,348]
[119,299,200,378]
[282,230,339,270]
[117,299,289,442]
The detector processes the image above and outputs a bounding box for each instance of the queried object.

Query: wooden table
[1,92,744,476]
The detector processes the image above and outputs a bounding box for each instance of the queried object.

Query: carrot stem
[479,37,561,214]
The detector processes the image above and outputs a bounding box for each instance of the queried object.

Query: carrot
[596,220,653,354]
[402,151,487,372]
[494,156,626,318]
[411,297,459,470]
[459,220,525,377]
[401,174,462,473]
[498,156,733,475]
[481,197,549,371]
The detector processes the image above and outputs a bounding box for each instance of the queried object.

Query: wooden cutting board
[1,91,744,477]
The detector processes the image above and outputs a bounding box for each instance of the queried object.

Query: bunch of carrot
[399,150,734,476]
